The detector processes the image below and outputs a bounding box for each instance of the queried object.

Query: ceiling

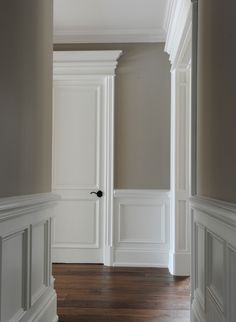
[53,0,169,43]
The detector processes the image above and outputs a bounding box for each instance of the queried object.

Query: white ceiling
[54,0,169,43]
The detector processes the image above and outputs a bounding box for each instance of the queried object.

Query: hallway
[53,264,190,322]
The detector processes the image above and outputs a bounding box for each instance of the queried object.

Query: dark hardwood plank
[53,264,190,322]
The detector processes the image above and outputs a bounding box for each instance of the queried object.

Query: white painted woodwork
[207,233,224,310]
[168,56,191,276]
[228,246,236,322]
[113,190,170,267]
[164,0,192,68]
[53,0,167,43]
[0,193,58,322]
[191,196,236,322]
[165,0,192,276]
[165,3,236,322]
[31,221,49,306]
[52,51,121,265]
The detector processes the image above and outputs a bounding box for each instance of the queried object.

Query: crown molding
[163,0,176,33]
[53,50,122,76]
[164,0,192,67]
[53,28,166,44]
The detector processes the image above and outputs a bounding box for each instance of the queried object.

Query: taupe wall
[0,0,53,197]
[54,43,171,189]
[197,0,236,202]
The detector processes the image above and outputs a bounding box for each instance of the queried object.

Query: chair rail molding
[113,190,171,267]
[0,193,59,322]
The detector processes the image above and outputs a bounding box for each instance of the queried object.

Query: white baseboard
[113,189,170,267]
[168,251,191,276]
[113,248,169,267]
[104,246,113,266]
[22,288,58,322]
[191,297,206,322]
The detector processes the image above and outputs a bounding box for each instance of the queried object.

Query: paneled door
[52,51,121,263]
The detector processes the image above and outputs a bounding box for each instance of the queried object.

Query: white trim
[53,51,121,266]
[113,189,170,268]
[53,28,166,44]
[53,51,122,76]
[0,193,59,222]
[163,0,175,34]
[191,197,236,322]
[30,289,57,322]
[164,0,192,68]
[165,0,192,277]
[190,196,236,228]
[168,251,191,276]
[0,194,58,322]
[114,189,171,199]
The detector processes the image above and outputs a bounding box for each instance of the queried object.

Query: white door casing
[164,0,192,276]
[52,51,122,265]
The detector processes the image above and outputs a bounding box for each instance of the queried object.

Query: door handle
[90,190,103,198]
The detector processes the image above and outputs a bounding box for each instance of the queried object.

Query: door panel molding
[52,51,122,265]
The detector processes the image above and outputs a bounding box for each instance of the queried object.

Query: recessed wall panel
[1,230,27,322]
[31,222,48,305]
[207,232,224,309]
[53,84,100,189]
[53,200,99,248]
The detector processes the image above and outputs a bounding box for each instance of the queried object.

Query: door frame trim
[53,51,122,266]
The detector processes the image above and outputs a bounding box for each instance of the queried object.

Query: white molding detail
[164,0,192,68]
[53,28,166,44]
[191,196,236,322]
[113,189,170,267]
[53,51,122,266]
[163,0,175,34]
[0,193,58,322]
[114,189,171,199]
[0,193,59,222]
[165,0,192,278]
[168,251,191,276]
[53,51,122,76]
[190,196,236,228]
[169,66,191,277]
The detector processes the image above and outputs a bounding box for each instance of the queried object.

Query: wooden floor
[53,264,190,322]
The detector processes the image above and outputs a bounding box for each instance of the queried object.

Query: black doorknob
[90,190,103,198]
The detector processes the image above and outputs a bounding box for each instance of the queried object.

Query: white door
[52,78,106,263]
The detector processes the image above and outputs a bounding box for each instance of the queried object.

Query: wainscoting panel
[194,222,205,312]
[1,229,28,322]
[206,293,224,322]
[206,232,224,311]
[228,246,236,322]
[113,190,170,267]
[191,197,236,322]
[31,221,50,306]
[0,193,58,322]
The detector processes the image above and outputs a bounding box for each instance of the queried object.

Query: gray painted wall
[196,0,236,202]
[54,43,171,189]
[0,0,53,197]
